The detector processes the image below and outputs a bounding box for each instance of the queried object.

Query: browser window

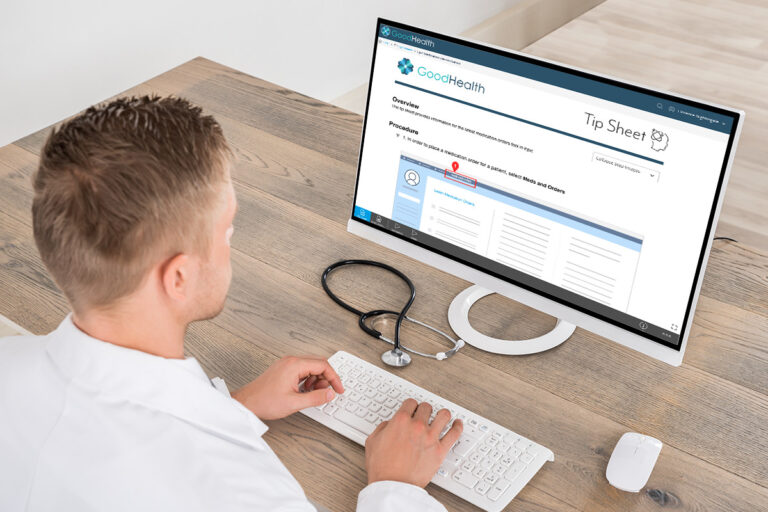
[353,22,738,348]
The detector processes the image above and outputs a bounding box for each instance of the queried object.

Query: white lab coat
[0,315,446,512]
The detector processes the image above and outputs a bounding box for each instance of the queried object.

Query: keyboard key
[479,457,494,470]
[492,463,506,475]
[368,403,381,413]
[489,449,503,461]
[469,452,483,464]
[505,461,526,482]
[503,433,518,445]
[452,470,479,489]
[332,409,376,436]
[520,452,535,464]
[359,374,371,384]
[365,412,379,423]
[486,479,511,501]
[378,383,391,394]
[497,442,510,453]
[359,397,372,408]
[387,388,400,399]
[452,434,481,456]
[509,447,522,459]
[501,455,514,467]
[461,461,475,472]
[384,398,399,409]
[344,402,358,413]
[374,392,387,403]
[477,444,491,455]
[486,436,499,447]
[436,466,450,478]
[364,388,377,399]
[515,439,531,452]
[355,408,367,418]
[472,467,487,479]
[323,404,339,415]
[348,391,362,402]
[483,473,499,485]
[444,453,463,468]
[474,481,491,495]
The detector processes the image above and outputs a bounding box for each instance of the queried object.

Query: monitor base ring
[448,285,575,355]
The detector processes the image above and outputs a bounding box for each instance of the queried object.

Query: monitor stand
[448,285,575,355]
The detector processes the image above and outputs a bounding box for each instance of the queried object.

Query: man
[0,96,462,511]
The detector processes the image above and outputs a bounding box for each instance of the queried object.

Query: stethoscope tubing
[321,260,463,360]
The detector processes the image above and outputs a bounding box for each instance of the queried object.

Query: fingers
[303,375,331,391]
[430,408,452,433]
[397,398,418,418]
[303,375,318,391]
[296,387,336,409]
[439,419,463,451]
[413,402,432,424]
[291,357,344,394]
[313,379,331,390]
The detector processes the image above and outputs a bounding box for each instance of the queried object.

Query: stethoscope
[321,260,464,367]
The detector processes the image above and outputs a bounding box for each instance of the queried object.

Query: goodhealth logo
[414,64,486,94]
[397,58,414,75]
[381,27,435,48]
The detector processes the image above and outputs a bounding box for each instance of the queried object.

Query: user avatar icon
[404,169,420,186]
[650,129,669,152]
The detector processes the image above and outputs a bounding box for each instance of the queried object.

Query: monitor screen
[351,20,740,350]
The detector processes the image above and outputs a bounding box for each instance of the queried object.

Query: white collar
[45,314,268,449]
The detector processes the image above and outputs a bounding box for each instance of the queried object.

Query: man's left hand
[232,355,344,420]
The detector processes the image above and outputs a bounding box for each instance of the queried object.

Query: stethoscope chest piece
[381,348,412,367]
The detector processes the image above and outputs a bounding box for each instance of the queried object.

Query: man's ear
[161,253,191,303]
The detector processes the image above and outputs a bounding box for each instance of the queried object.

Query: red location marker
[452,161,459,172]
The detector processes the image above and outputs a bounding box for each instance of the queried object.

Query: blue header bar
[378,22,734,134]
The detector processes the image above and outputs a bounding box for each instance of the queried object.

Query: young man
[0,96,462,511]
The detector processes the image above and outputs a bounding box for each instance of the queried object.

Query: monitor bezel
[348,18,744,366]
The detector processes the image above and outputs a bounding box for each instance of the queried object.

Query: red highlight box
[444,169,477,188]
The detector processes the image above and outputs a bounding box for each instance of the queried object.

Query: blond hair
[32,95,232,311]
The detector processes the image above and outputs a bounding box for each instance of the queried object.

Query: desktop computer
[350,19,743,367]
[301,19,744,511]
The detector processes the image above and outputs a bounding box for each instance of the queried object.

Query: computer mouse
[606,432,663,492]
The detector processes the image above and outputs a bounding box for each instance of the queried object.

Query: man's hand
[364,398,463,487]
[232,356,344,420]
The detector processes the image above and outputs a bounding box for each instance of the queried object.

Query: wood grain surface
[1,1,767,510]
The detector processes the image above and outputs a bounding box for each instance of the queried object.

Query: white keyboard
[300,351,554,512]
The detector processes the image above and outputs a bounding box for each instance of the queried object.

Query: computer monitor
[349,19,744,366]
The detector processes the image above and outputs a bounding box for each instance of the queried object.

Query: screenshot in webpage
[354,24,734,348]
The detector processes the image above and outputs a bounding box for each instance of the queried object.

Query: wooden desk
[1,2,766,510]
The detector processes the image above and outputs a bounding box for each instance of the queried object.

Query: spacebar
[334,409,377,436]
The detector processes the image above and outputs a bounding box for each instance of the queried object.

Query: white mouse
[606,432,663,492]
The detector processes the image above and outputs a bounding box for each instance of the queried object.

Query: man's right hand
[364,398,463,488]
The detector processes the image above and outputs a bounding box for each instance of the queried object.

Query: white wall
[0,0,521,147]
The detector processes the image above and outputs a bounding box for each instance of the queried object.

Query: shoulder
[0,333,50,377]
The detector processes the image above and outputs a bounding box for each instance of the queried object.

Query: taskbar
[355,208,681,348]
